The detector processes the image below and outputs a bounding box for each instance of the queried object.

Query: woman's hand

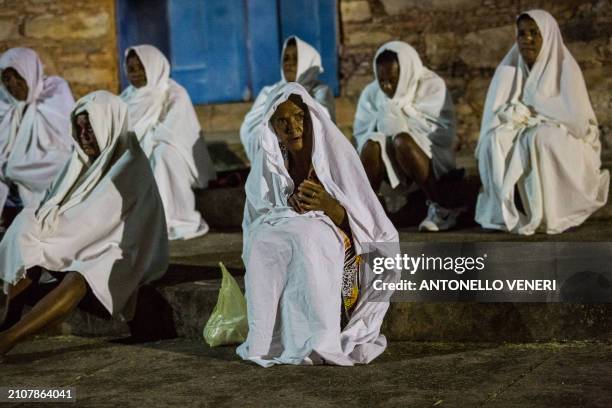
[296,180,348,230]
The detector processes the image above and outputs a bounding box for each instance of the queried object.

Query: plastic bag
[203,262,248,346]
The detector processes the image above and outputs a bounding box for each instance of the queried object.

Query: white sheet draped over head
[280,36,324,84]
[477,9,600,151]
[353,41,455,209]
[0,47,74,211]
[120,44,215,240]
[475,10,609,234]
[240,36,334,161]
[239,82,398,367]
[0,91,168,317]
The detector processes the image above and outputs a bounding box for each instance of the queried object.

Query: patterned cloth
[341,231,361,327]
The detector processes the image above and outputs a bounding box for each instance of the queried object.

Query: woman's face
[517,16,543,68]
[271,98,306,153]
[75,113,101,161]
[282,42,298,82]
[376,57,400,99]
[126,51,147,88]
[1,67,28,101]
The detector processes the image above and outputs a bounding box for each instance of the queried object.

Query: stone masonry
[0,0,119,99]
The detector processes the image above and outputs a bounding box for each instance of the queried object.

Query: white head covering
[0,47,74,205]
[352,40,456,180]
[36,91,131,232]
[0,90,168,316]
[0,47,44,104]
[120,44,212,186]
[244,82,397,256]
[121,45,171,139]
[477,9,599,151]
[280,36,324,84]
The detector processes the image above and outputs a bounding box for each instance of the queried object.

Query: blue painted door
[167,0,250,104]
[116,0,338,103]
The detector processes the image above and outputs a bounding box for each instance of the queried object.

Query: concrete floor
[1,336,611,407]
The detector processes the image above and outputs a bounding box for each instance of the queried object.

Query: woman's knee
[393,132,420,156]
[63,272,88,298]
[360,140,382,163]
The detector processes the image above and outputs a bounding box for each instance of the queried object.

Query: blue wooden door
[167,0,250,104]
[117,0,338,102]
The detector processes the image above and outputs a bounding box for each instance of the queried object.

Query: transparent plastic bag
[203,262,248,346]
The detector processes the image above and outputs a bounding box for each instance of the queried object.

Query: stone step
[58,224,612,342]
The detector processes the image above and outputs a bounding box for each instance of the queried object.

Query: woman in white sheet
[121,45,216,240]
[0,91,168,360]
[354,41,459,231]
[238,83,398,367]
[0,47,74,221]
[475,10,609,235]
[240,36,335,161]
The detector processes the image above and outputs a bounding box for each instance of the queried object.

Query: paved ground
[1,336,611,407]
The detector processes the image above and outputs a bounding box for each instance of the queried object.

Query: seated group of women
[0,9,608,366]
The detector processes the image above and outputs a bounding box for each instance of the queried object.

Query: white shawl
[0,91,168,317]
[0,48,74,210]
[353,41,455,188]
[239,83,398,366]
[475,10,609,234]
[120,44,215,187]
[240,36,333,161]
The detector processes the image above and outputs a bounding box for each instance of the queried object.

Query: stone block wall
[0,0,119,99]
[339,0,612,150]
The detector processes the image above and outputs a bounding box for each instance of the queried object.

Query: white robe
[353,41,456,212]
[475,10,609,235]
[0,48,74,217]
[240,36,335,162]
[237,83,399,367]
[0,91,168,318]
[120,45,215,241]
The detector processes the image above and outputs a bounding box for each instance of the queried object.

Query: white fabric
[0,91,168,317]
[240,36,333,161]
[237,83,399,367]
[475,10,609,235]
[0,48,74,217]
[121,45,213,240]
[353,41,456,211]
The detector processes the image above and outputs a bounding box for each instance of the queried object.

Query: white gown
[0,48,74,218]
[475,9,609,235]
[0,91,168,318]
[120,45,215,240]
[237,83,399,367]
[353,41,456,212]
[240,36,335,162]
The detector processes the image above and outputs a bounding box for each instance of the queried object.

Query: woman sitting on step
[237,82,398,367]
[121,45,216,240]
[354,41,460,232]
[475,10,609,234]
[0,48,74,227]
[0,91,168,361]
[240,36,335,161]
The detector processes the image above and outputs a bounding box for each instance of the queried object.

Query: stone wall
[339,0,612,150]
[0,0,119,99]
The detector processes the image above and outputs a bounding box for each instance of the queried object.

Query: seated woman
[240,36,335,161]
[120,45,216,240]
[0,47,74,224]
[354,41,460,231]
[475,10,609,234]
[237,83,398,367]
[0,91,169,360]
